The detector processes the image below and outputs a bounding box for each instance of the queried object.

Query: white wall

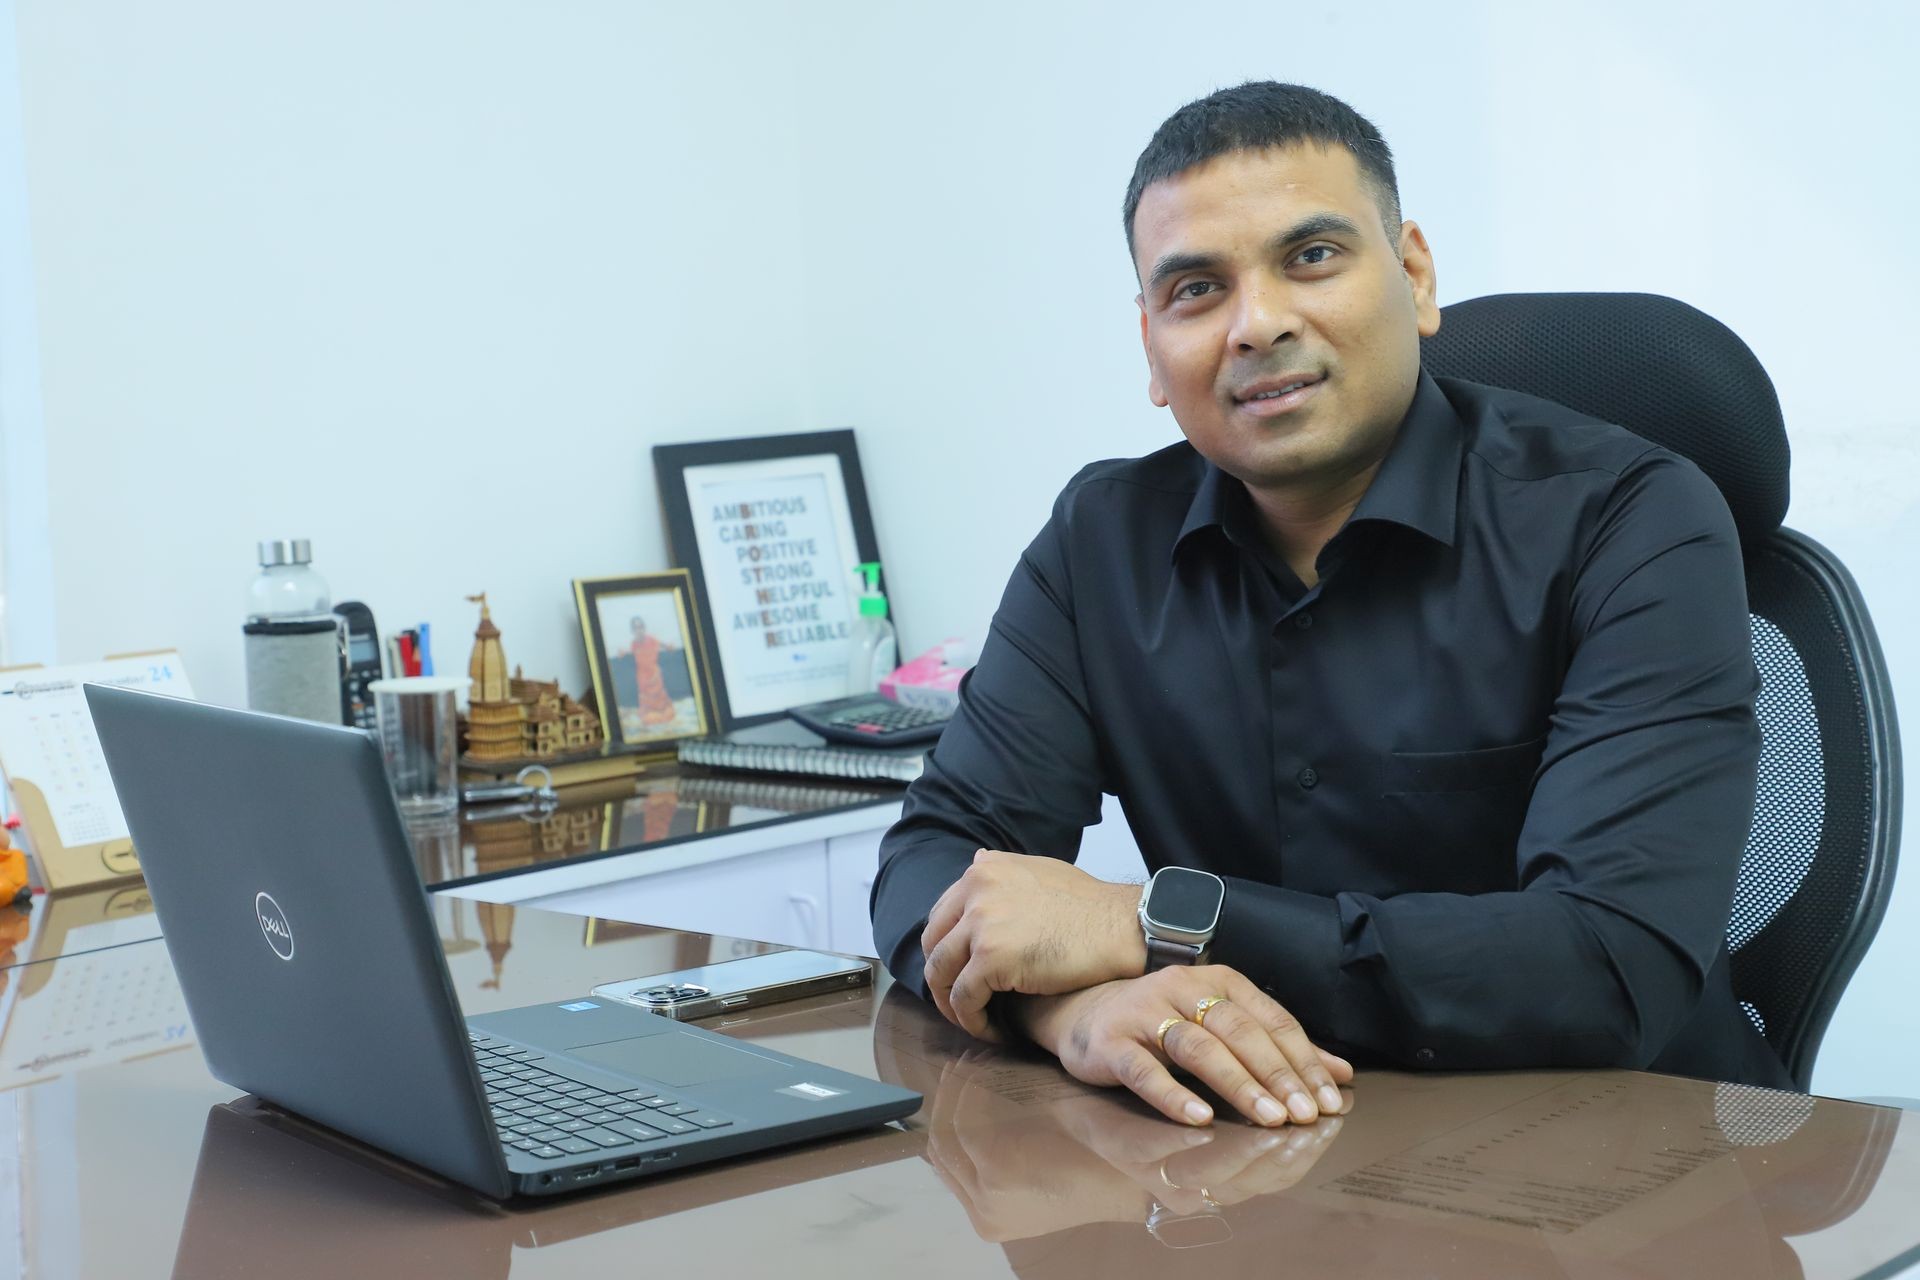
[12,0,819,696]
[4,0,1915,1096]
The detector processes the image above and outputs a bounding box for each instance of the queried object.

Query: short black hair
[1123,82,1401,266]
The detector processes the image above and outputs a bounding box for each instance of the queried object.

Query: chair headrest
[1420,292,1790,540]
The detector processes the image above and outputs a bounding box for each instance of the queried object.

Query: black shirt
[872,372,1789,1088]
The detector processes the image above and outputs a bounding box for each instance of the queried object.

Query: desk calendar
[0,652,193,890]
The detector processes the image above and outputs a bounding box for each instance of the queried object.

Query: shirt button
[1293,613,1314,630]
[1297,767,1318,790]
[1415,1047,1436,1067]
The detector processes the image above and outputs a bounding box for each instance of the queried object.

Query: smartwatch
[1146,1199,1233,1249]
[1138,867,1226,971]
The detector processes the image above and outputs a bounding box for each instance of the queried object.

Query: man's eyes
[1169,246,1340,302]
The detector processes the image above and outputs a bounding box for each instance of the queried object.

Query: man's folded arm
[1210,455,1761,1070]
[871,497,1109,998]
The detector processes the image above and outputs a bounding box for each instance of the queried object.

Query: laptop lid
[87,684,513,1199]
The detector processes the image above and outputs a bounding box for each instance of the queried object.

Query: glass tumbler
[369,676,464,814]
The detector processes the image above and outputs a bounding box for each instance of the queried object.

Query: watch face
[1144,868,1225,934]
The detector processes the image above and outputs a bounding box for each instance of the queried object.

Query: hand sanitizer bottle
[846,562,898,696]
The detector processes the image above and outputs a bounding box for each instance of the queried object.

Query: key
[607,1119,669,1143]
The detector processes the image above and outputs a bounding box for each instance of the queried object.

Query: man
[870,81,1790,1129]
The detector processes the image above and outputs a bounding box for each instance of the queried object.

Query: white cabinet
[1078,794,1150,884]
[511,840,834,952]
[826,828,886,957]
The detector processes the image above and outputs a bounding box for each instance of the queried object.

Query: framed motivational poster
[653,430,887,730]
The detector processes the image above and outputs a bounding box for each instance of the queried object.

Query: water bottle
[845,562,899,696]
[243,539,346,724]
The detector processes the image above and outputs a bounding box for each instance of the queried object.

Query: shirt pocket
[1368,738,1547,891]
[1381,737,1547,795]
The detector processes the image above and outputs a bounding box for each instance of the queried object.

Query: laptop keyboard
[470,1032,733,1162]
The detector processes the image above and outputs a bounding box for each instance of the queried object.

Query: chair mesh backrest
[1730,537,1884,1078]
[1424,293,1899,1088]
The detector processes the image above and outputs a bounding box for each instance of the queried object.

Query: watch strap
[1145,936,1205,971]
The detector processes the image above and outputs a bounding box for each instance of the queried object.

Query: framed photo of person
[574,571,716,751]
[653,430,886,730]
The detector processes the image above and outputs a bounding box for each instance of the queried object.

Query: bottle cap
[257,540,288,567]
[288,539,313,564]
[854,562,888,618]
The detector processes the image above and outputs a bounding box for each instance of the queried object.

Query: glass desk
[0,766,901,971]
[427,767,901,892]
[1,904,1916,1279]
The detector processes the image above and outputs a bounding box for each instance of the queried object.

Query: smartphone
[589,949,872,1020]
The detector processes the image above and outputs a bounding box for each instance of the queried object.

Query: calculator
[786,694,951,746]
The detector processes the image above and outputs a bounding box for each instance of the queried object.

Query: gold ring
[1155,1016,1185,1052]
[1193,996,1229,1027]
[1199,1188,1220,1209]
[1158,1162,1184,1190]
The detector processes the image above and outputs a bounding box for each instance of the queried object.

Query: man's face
[1132,144,1440,493]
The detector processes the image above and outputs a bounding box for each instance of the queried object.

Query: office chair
[1421,293,1903,1092]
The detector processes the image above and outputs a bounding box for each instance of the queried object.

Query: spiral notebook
[675,719,924,785]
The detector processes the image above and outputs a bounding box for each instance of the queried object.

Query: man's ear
[1399,221,1442,338]
[1139,298,1169,407]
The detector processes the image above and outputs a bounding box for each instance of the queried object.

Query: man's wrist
[1007,989,1082,1057]
[1112,880,1149,978]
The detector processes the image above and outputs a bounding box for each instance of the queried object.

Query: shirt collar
[1173,370,1463,563]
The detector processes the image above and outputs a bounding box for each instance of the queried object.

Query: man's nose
[1228,278,1302,352]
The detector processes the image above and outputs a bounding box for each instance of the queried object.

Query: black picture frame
[573,570,716,752]
[652,430,886,731]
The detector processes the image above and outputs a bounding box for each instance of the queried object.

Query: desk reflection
[145,971,1908,1280]
[444,770,899,888]
[928,1049,1346,1246]
[170,1095,925,1280]
[868,989,1903,1279]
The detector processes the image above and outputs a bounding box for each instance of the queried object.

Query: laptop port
[572,1166,602,1182]
[613,1158,640,1171]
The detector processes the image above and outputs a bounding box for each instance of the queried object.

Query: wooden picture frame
[652,430,886,731]
[574,571,716,752]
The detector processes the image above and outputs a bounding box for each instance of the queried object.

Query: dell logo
[255,892,294,961]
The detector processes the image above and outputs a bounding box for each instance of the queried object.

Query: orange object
[0,824,29,905]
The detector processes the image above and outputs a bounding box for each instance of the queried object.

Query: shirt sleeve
[1209,451,1762,1070]
[870,481,1110,997]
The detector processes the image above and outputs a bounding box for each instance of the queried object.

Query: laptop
[87,684,920,1199]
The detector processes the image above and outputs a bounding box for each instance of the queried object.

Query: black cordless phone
[334,601,383,730]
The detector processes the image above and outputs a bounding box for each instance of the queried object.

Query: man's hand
[920,849,1146,1040]
[1014,964,1353,1127]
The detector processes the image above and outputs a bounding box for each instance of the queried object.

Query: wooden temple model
[461,593,605,762]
